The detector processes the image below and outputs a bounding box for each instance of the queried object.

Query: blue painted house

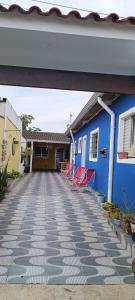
[66,93,135,212]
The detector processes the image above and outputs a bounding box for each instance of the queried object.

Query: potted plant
[111,210,121,227]
[96,192,105,205]
[118,152,128,159]
[120,213,132,234]
[120,189,134,235]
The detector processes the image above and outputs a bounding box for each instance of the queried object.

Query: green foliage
[20,114,34,131]
[111,210,121,220]
[122,189,135,216]
[20,114,41,132]
[102,202,113,210]
[28,127,42,132]
[0,167,8,195]
[7,170,21,179]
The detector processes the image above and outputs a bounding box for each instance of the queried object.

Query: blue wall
[73,95,135,212]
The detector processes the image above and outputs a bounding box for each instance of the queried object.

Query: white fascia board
[0,100,21,130]
[26,139,70,144]
[0,14,135,41]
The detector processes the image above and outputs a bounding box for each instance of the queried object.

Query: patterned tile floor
[0,172,134,284]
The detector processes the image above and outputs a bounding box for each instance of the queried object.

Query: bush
[7,170,21,179]
[0,167,8,196]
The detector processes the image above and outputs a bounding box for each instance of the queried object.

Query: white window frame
[74,140,77,155]
[89,128,99,162]
[81,135,87,167]
[117,106,135,164]
[78,137,82,154]
[70,142,73,163]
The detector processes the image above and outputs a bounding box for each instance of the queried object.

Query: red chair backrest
[74,166,86,179]
[77,168,95,187]
[69,163,74,171]
[86,169,95,181]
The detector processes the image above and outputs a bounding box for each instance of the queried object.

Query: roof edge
[0,5,135,25]
[66,92,120,136]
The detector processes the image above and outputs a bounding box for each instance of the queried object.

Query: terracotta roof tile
[0,4,135,25]
[23,131,70,143]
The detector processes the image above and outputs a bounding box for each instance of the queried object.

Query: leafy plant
[7,170,21,179]
[102,202,113,210]
[121,189,135,217]
[0,166,8,196]
[111,210,121,220]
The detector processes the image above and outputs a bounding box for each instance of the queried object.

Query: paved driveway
[0,172,134,284]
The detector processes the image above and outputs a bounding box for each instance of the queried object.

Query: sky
[0,0,134,132]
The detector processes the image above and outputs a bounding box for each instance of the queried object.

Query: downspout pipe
[98,97,115,202]
[70,129,75,175]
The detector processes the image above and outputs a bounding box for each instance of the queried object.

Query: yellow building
[23,131,70,172]
[0,98,22,172]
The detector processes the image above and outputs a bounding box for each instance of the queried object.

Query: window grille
[35,146,49,157]
[117,107,135,162]
[78,137,82,153]
[89,129,99,161]
[123,115,135,152]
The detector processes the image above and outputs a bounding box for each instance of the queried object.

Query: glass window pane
[42,147,48,156]
[35,147,42,156]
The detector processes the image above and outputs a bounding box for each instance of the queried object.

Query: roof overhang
[66,93,119,135]
[0,6,135,93]
[25,139,70,144]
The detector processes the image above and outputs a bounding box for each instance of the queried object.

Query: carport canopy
[1,5,135,93]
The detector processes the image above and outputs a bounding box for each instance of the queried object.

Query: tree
[20,114,41,132]
[28,126,42,132]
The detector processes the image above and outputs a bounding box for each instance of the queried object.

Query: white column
[30,141,33,173]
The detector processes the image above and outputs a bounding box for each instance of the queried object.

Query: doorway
[55,147,64,171]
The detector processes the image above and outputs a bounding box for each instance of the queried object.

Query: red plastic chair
[61,162,69,175]
[74,168,95,187]
[62,163,74,177]
[70,166,86,185]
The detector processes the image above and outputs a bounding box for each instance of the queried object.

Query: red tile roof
[0,4,135,25]
[23,131,70,143]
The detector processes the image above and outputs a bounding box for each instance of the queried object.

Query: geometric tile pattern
[0,172,134,284]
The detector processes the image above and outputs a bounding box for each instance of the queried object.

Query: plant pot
[118,152,128,159]
[112,219,121,227]
[97,195,105,205]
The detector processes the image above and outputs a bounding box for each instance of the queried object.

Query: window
[89,128,99,161]
[123,116,135,151]
[78,137,82,153]
[35,146,49,157]
[74,140,77,154]
[117,107,135,163]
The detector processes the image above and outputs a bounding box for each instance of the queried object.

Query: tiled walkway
[0,172,134,284]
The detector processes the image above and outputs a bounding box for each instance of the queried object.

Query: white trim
[89,128,99,162]
[117,106,135,164]
[78,137,82,154]
[117,158,135,164]
[70,142,74,164]
[30,141,33,173]
[81,135,87,167]
[25,139,70,145]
